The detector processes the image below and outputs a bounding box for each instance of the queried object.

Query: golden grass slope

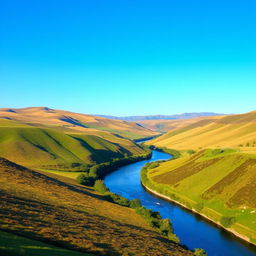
[147,111,256,150]
[0,157,191,256]
[0,107,158,140]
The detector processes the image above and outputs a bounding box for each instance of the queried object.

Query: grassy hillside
[0,117,147,171]
[0,107,158,140]
[145,149,256,244]
[0,230,92,256]
[0,157,191,256]
[147,111,256,150]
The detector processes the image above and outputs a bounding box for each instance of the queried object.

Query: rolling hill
[0,157,191,256]
[0,107,155,171]
[145,149,256,244]
[0,107,158,140]
[0,124,145,170]
[142,110,256,244]
[147,111,256,150]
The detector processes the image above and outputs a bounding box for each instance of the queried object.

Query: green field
[143,149,256,244]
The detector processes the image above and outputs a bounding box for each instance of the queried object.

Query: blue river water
[104,150,256,256]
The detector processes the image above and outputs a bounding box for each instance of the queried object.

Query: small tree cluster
[76,173,95,186]
[94,180,109,194]
[130,199,142,209]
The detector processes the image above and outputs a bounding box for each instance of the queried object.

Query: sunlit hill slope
[148,111,256,150]
[0,157,191,256]
[0,107,155,170]
[0,107,158,140]
[147,149,256,243]
[143,110,256,244]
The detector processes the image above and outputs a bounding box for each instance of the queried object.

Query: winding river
[104,149,256,256]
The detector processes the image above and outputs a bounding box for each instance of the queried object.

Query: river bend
[104,150,256,256]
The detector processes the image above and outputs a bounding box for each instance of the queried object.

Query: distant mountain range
[97,112,225,121]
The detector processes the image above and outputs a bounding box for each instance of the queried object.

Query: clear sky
[1,0,256,116]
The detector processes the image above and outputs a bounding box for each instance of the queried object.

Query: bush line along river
[104,140,256,256]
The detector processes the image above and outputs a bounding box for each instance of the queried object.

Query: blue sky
[1,0,256,115]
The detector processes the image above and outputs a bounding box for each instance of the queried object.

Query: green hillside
[0,124,145,171]
[144,149,256,244]
[0,157,191,256]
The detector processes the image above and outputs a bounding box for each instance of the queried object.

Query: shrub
[220,216,236,227]
[147,162,160,169]
[194,248,207,256]
[168,233,180,244]
[76,173,95,186]
[130,199,142,209]
[108,193,130,207]
[151,211,161,219]
[94,180,109,194]
[159,218,173,235]
[135,206,153,219]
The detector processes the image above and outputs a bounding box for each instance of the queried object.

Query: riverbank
[105,149,256,256]
[141,175,256,247]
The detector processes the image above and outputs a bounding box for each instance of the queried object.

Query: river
[104,149,256,256]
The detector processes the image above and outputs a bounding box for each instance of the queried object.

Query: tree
[159,218,173,235]
[130,199,142,209]
[168,233,180,244]
[109,193,130,206]
[94,180,109,194]
[76,173,95,186]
